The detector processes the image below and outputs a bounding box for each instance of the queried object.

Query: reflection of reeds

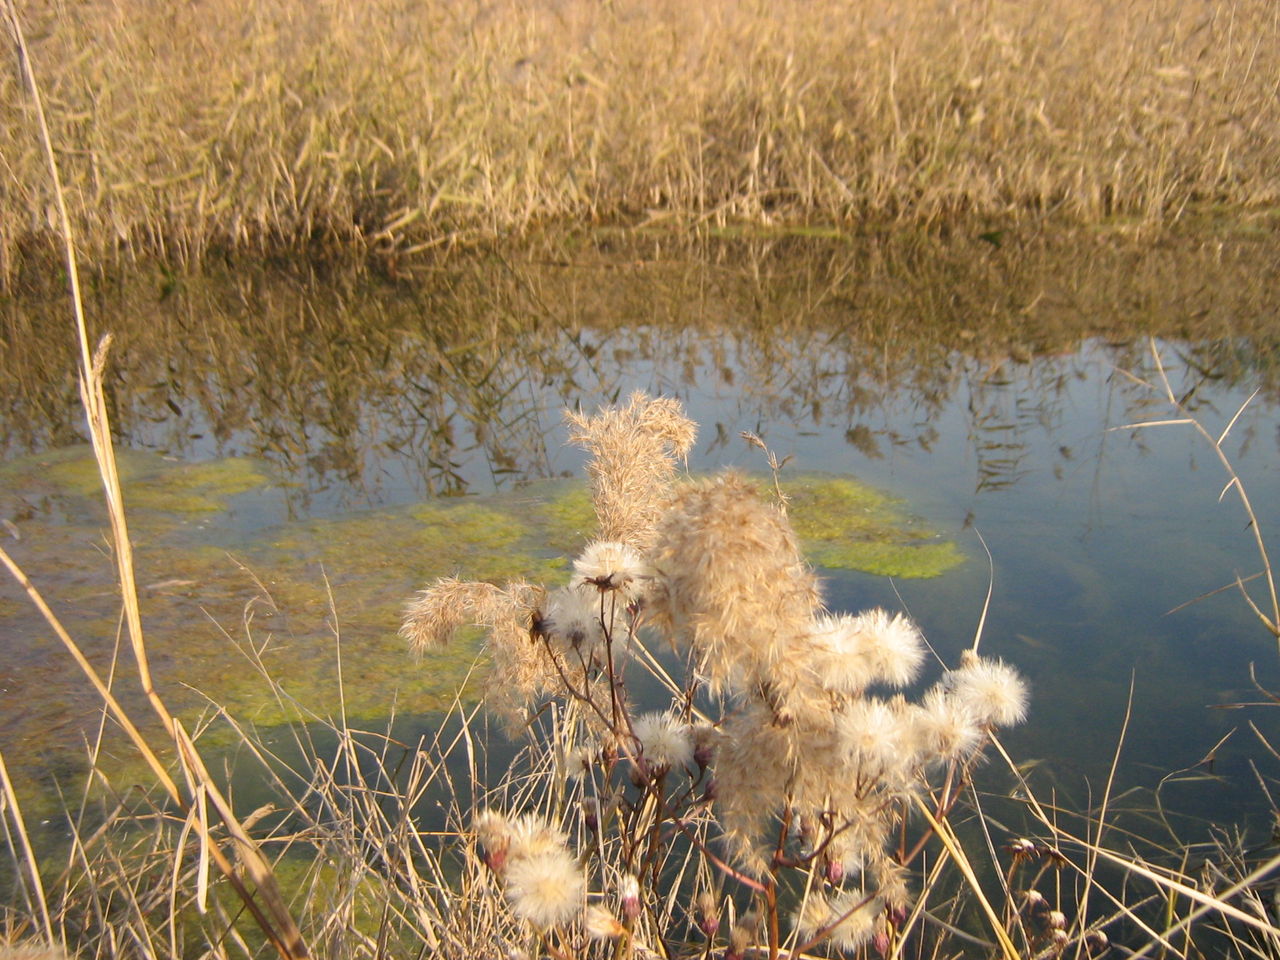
[4,235,1280,507]
[3,0,1278,277]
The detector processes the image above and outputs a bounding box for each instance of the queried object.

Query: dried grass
[3,0,1278,282]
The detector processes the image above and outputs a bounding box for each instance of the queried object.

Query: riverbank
[3,0,1278,285]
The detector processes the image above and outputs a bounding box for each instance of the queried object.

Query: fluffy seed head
[566,744,594,781]
[828,889,884,953]
[542,584,609,656]
[912,686,984,761]
[507,813,570,861]
[807,613,876,695]
[584,905,625,940]
[632,711,695,773]
[473,807,509,839]
[838,697,912,779]
[809,608,925,691]
[792,889,882,953]
[946,653,1029,728]
[649,471,820,700]
[870,856,912,912]
[503,848,585,929]
[400,577,505,652]
[852,608,927,688]
[574,540,650,599]
[565,392,697,549]
[403,578,547,731]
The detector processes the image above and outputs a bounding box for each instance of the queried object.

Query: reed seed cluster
[401,393,1028,957]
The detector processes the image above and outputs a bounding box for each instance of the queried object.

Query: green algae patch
[1,444,135,498]
[1,445,270,523]
[407,499,536,581]
[269,851,394,937]
[500,473,962,579]
[808,538,964,579]
[127,456,268,513]
[0,454,961,817]
[234,497,555,723]
[780,474,965,579]
[272,497,542,585]
[522,480,598,553]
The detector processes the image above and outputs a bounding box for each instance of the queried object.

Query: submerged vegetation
[5,388,1280,960]
[0,438,960,804]
[2,0,1279,281]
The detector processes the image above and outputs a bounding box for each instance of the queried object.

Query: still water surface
[3,232,1280,829]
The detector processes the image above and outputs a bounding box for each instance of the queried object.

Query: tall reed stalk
[2,2,308,956]
[3,0,1278,283]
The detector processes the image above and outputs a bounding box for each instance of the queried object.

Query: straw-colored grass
[3,0,1279,282]
[6,6,1280,956]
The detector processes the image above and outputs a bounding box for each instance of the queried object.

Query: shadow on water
[3,229,1280,836]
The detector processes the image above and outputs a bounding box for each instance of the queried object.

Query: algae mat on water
[0,444,269,527]
[526,473,964,579]
[780,474,964,578]
[0,448,959,806]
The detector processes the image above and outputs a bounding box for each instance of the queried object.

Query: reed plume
[401,392,1029,954]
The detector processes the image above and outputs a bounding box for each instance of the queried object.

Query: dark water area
[3,229,1280,839]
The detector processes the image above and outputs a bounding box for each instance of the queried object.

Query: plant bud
[726,923,752,960]
[1048,909,1067,930]
[620,874,642,922]
[824,857,845,885]
[695,891,720,939]
[692,724,718,772]
[581,797,599,833]
[629,760,650,788]
[873,931,890,956]
[601,741,618,771]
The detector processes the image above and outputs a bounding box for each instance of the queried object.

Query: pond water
[3,230,1280,833]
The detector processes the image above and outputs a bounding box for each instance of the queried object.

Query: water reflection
[2,232,1280,826]
[4,233,1279,511]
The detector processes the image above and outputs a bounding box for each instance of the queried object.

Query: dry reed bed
[3,0,1279,281]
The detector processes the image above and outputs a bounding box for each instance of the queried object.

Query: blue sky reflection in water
[578,334,1280,827]
[2,238,1280,830]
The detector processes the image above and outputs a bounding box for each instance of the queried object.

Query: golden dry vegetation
[2,0,1278,281]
